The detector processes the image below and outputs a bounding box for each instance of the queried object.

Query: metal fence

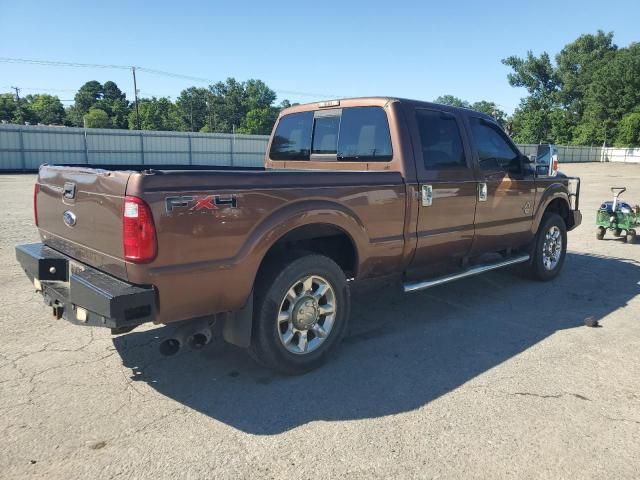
[518,144,603,163]
[2,124,640,171]
[0,124,269,171]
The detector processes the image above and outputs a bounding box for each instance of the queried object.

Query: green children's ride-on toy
[596,187,640,244]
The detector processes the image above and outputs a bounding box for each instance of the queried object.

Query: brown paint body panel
[126,171,407,323]
[37,166,129,279]
[34,97,580,326]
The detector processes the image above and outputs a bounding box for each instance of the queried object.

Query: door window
[469,117,520,171]
[415,109,466,169]
[269,112,313,160]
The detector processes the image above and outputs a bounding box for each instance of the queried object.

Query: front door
[408,108,478,273]
[466,116,536,254]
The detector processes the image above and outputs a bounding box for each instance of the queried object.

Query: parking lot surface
[1,163,639,479]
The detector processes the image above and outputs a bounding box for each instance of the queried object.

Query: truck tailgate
[36,165,131,279]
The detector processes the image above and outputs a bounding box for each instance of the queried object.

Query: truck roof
[281,96,496,122]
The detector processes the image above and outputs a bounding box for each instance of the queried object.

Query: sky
[1,0,639,114]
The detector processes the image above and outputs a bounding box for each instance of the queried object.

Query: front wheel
[527,213,567,281]
[249,253,350,374]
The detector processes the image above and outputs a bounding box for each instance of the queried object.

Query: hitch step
[403,254,530,293]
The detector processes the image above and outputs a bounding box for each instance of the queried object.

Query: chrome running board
[403,254,530,293]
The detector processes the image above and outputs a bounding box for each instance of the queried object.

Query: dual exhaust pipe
[159,318,214,356]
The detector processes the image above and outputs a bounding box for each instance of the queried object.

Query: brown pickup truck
[16,97,581,373]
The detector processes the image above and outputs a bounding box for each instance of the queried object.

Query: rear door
[466,116,536,254]
[408,107,478,271]
[37,166,131,278]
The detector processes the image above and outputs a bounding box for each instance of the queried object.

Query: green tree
[207,78,248,132]
[130,97,181,131]
[29,94,66,125]
[510,101,552,143]
[504,32,640,146]
[576,43,640,145]
[238,107,279,135]
[83,107,111,128]
[244,79,277,110]
[0,93,17,122]
[98,81,129,129]
[12,96,38,125]
[615,111,640,147]
[434,95,470,108]
[75,81,103,113]
[555,31,617,119]
[176,87,209,131]
[470,100,507,125]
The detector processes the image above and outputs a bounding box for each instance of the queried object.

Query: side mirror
[517,154,536,176]
[508,155,526,174]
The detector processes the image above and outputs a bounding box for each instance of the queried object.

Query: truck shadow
[113,252,639,435]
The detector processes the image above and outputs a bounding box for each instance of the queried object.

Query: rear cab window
[269,106,393,163]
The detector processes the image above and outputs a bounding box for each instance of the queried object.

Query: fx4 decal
[165,194,238,215]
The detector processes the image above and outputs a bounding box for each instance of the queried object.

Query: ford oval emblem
[63,210,77,227]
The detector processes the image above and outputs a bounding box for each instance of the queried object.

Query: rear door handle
[421,185,433,206]
[478,182,487,202]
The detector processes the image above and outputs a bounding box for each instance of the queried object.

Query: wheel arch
[223,202,364,348]
[533,186,574,233]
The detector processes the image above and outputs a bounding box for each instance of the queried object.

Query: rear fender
[234,199,367,305]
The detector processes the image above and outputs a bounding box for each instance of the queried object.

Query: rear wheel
[596,227,606,240]
[626,229,637,244]
[249,253,350,374]
[527,213,567,281]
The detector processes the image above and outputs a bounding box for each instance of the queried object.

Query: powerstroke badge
[165,194,238,215]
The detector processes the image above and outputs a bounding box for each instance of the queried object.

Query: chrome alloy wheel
[277,275,336,355]
[542,225,563,271]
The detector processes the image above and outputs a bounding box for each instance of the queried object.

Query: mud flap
[222,290,253,348]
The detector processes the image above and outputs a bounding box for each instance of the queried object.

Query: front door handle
[421,185,433,206]
[478,182,487,202]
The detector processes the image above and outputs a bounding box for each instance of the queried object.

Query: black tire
[626,230,637,244]
[249,253,350,374]
[596,227,606,240]
[527,213,567,281]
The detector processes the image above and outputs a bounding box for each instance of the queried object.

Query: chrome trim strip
[403,254,530,293]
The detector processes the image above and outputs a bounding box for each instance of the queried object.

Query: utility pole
[207,97,213,132]
[11,86,25,125]
[131,67,141,130]
[190,96,194,132]
[11,86,20,102]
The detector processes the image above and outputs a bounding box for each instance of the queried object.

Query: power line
[1,84,169,99]
[0,57,130,70]
[0,56,340,98]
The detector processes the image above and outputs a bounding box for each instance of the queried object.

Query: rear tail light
[34,183,39,226]
[122,196,157,263]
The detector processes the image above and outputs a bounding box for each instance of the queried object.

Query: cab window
[312,114,340,155]
[415,109,466,169]
[269,112,313,160]
[337,107,392,161]
[469,117,520,171]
